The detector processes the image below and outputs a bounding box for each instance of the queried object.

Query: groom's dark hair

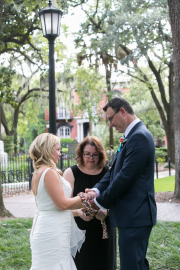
[103,97,134,115]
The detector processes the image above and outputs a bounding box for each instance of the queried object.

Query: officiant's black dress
[71,165,117,270]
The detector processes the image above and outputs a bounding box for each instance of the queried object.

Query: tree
[123,77,166,142]
[0,0,68,217]
[0,0,4,33]
[0,163,14,217]
[22,108,46,151]
[75,66,105,135]
[167,0,180,198]
[106,0,175,163]
[0,0,44,66]
[74,0,120,145]
[76,0,175,163]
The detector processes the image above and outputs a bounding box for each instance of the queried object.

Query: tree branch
[146,55,169,113]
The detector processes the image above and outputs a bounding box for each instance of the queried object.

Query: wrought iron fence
[1,155,33,194]
[6,152,173,194]
[0,153,78,194]
[57,152,77,173]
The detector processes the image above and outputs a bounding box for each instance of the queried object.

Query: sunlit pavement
[3,171,180,222]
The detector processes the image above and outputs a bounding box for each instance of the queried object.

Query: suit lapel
[110,121,144,168]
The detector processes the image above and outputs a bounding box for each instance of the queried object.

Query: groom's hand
[85,189,98,200]
[89,200,100,210]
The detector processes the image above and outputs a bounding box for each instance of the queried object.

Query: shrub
[4,136,14,155]
[60,138,74,148]
[157,157,166,164]
[62,148,68,153]
[155,147,167,161]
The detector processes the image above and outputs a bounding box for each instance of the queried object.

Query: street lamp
[39,1,63,135]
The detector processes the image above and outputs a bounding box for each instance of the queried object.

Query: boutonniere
[118,136,128,152]
[120,137,128,148]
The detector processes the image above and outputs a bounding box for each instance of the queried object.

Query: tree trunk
[0,103,2,141]
[0,0,4,33]
[165,113,175,164]
[0,162,14,217]
[168,0,180,198]
[89,121,92,136]
[104,63,114,145]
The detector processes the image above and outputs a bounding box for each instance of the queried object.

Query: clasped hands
[78,189,107,221]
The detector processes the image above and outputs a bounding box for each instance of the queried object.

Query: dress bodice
[35,168,72,211]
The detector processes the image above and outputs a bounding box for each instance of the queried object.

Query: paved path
[3,193,36,218]
[3,192,180,222]
[2,170,179,221]
[154,169,175,179]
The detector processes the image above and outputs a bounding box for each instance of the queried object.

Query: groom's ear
[119,107,126,116]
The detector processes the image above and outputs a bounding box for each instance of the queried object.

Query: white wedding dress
[30,168,86,270]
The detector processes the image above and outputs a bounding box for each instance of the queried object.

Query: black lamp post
[39,1,63,135]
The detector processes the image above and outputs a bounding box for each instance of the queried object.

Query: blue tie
[118,134,126,152]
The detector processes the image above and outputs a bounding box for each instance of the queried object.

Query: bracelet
[77,192,109,239]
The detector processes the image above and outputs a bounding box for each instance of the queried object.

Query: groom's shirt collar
[124,118,140,137]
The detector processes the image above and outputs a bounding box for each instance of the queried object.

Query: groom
[86,97,157,270]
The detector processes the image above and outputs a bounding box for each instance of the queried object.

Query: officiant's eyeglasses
[83,152,99,159]
[108,111,119,123]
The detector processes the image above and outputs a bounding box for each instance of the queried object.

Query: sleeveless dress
[30,168,86,270]
[72,165,117,270]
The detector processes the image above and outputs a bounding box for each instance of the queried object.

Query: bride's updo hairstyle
[29,133,63,176]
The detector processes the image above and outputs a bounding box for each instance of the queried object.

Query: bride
[29,133,86,270]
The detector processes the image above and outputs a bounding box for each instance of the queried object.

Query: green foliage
[22,108,46,152]
[60,138,74,143]
[154,176,175,192]
[123,77,166,141]
[74,0,174,159]
[75,66,106,124]
[157,157,166,164]
[0,66,16,105]
[62,147,68,153]
[3,135,14,155]
[0,0,48,64]
[155,147,167,161]
[93,123,122,150]
[60,138,74,148]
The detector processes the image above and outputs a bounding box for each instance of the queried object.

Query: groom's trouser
[118,226,152,270]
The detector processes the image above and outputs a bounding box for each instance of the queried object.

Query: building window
[59,127,64,137]
[57,102,69,119]
[65,127,70,136]
[58,126,70,138]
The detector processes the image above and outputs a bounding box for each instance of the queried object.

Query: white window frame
[58,126,70,138]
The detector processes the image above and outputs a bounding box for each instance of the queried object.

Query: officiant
[63,136,117,270]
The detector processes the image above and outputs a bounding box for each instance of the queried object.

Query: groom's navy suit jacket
[95,121,157,228]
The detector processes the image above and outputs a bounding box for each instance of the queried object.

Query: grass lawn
[0,218,180,270]
[154,175,175,193]
[0,175,178,269]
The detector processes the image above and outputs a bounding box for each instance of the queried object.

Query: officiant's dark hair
[76,136,107,168]
[103,97,134,115]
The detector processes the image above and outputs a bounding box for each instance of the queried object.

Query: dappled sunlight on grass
[155,176,175,193]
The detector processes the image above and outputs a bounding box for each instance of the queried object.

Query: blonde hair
[29,133,63,176]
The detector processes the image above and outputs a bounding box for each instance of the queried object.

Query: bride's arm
[44,169,84,211]
[63,168,93,221]
[63,168,75,198]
